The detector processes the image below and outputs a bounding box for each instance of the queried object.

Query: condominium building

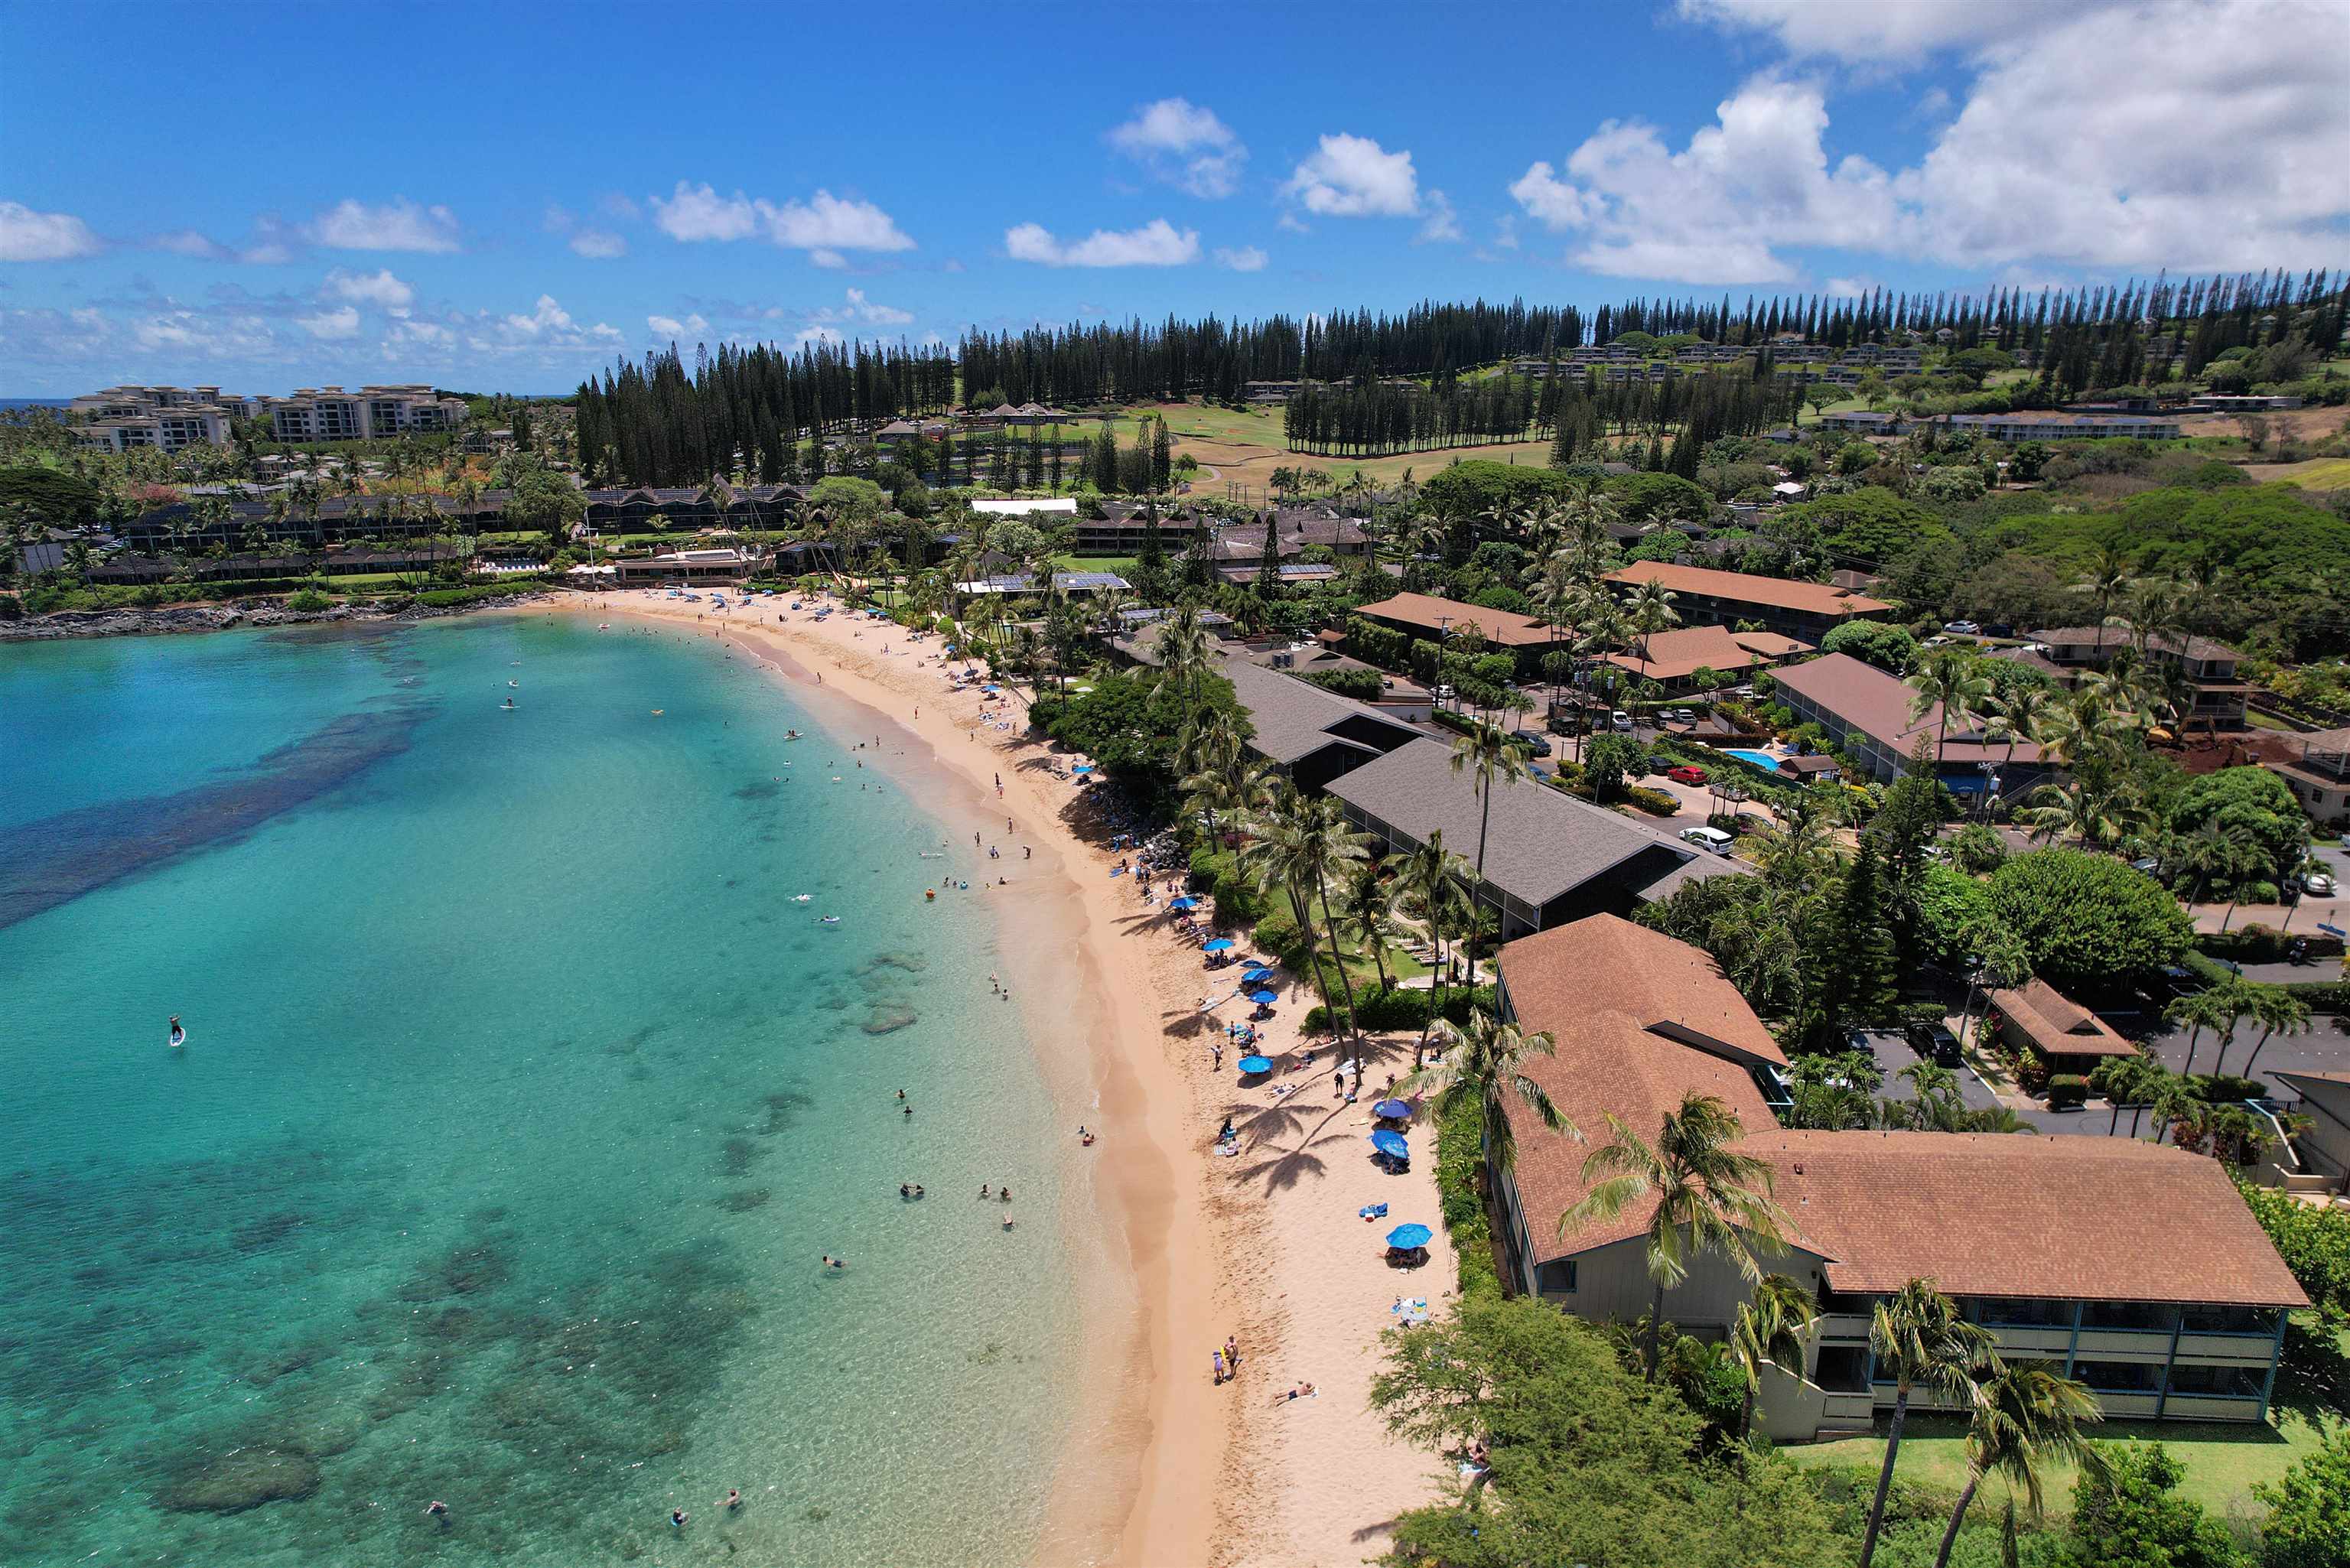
[263,385,470,442]
[1491,915,2306,1442]
[1603,561,1894,645]
[68,385,256,454]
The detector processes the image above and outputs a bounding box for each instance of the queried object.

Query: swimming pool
[1721,748,1784,771]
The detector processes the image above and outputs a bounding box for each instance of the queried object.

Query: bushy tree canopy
[1782,487,1951,565]
[1987,848,2192,990]
[2165,767,2311,892]
[1420,460,1568,519]
[1820,619,1919,674]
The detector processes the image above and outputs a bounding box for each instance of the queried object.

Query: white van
[1679,825,1735,855]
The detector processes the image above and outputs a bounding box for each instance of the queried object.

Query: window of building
[1971,1297,2074,1329]
[2074,1360,2163,1394]
[2163,1362,2264,1398]
[1813,1345,1869,1392]
[2081,1300,2179,1333]
[1535,1260,1577,1294]
[2180,1303,2277,1337]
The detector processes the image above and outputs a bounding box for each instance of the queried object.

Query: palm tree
[2237,986,2313,1079]
[1385,831,1473,1068]
[2166,978,2252,1078]
[1985,684,2052,815]
[2173,817,2263,913]
[1402,1007,1574,1179]
[2084,542,2134,659]
[1448,724,1534,982]
[1857,1278,2000,1568]
[1157,602,1212,734]
[1561,1091,1789,1380]
[1624,577,1681,686]
[1907,649,1993,760]
[1241,787,1373,1069]
[2147,1073,2205,1147]
[1337,864,1401,991]
[1928,1363,2104,1568]
[1730,1273,1818,1440]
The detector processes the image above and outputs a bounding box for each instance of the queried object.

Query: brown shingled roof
[1355,590,1558,648]
[1749,1130,2306,1306]
[1606,561,1893,618]
[1989,979,2136,1059]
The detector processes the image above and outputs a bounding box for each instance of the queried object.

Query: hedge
[1435,1091,1504,1302]
[1304,982,1496,1034]
[416,577,548,609]
[2047,1073,2090,1109]
[1302,666,1384,699]
[2195,923,2345,962]
[1625,786,1681,816]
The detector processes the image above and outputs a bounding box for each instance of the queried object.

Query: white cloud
[1276,212,1310,234]
[1630,1,2350,274]
[467,294,622,355]
[388,318,453,346]
[1417,189,1463,243]
[1824,275,1875,298]
[843,287,911,324]
[1505,76,1898,282]
[0,201,103,261]
[808,248,848,270]
[648,312,711,340]
[324,268,415,311]
[542,203,576,233]
[1004,218,1200,267]
[296,305,362,340]
[1282,133,1420,217]
[308,197,461,253]
[600,192,642,221]
[1492,215,1520,250]
[796,324,844,347]
[650,181,914,256]
[152,230,228,259]
[1107,97,1248,198]
[570,229,627,259]
[1214,245,1268,272]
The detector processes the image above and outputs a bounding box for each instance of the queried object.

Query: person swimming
[168,1016,185,1048]
[822,1254,845,1270]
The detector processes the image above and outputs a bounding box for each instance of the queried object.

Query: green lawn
[1783,1407,2337,1519]
[1053,553,1140,574]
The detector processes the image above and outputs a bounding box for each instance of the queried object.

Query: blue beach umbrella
[1241,966,1274,982]
[1248,990,1278,1004]
[1385,1223,1433,1249]
[1167,896,1199,912]
[1237,1055,1274,1075]
[1372,1098,1413,1121]
[1072,763,1093,773]
[1201,936,1233,951]
[1369,1130,1411,1160]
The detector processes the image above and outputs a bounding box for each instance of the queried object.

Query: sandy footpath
[549,589,1454,1567]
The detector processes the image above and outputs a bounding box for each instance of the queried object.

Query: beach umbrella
[1385,1223,1433,1249]
[1167,896,1199,912]
[1369,1130,1410,1160]
[1200,936,1233,951]
[1248,990,1278,1005]
[1372,1098,1413,1121]
[1241,966,1274,982]
[1237,1055,1274,1075]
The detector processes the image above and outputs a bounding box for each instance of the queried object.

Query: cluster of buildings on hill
[66,384,470,453]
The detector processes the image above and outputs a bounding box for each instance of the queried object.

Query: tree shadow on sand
[1231,1097,1369,1195]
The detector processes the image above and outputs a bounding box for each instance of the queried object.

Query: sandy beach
[552,587,1457,1567]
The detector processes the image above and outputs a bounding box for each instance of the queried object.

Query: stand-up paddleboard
[818,916,841,926]
[168,1026,187,1049]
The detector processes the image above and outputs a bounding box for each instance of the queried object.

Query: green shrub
[1435,1092,1503,1301]
[286,588,330,612]
[1304,982,1496,1034]
[2046,1073,2090,1109]
[1625,786,1681,816]
[1951,822,2008,873]
[2234,1176,2350,1313]
[2198,924,2344,962]
[1301,666,1384,699]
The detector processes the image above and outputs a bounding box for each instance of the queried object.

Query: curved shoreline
[549,594,1222,1568]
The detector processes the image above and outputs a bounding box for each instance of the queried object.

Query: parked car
[1679,825,1735,855]
[1666,764,1710,786]
[2303,870,2338,896]
[1510,730,1554,757]
[1610,710,1635,733]
[1943,620,1982,636]
[1905,1019,1963,1066]
[1671,708,1697,724]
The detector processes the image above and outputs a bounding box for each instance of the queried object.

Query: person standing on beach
[1225,1334,1239,1374]
[1212,1348,1226,1385]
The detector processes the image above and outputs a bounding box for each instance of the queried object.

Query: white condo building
[68,382,467,451]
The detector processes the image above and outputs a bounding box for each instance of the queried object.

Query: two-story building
[1604,562,1893,646]
[1767,651,2042,792]
[1489,916,2308,1442]
[2024,626,2249,731]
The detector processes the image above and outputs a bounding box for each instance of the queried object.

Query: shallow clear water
[0,616,1089,1566]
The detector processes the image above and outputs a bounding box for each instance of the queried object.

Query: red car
[1665,764,1710,786]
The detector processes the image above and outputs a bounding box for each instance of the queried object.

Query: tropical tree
[2237,985,2313,1080]
[1907,648,1993,760]
[1242,786,1374,1069]
[1730,1273,1818,1441]
[1561,1091,1789,1380]
[1929,1362,2105,1568]
[2085,542,2134,658]
[1403,1007,1574,1179]
[2166,977,2255,1078]
[1338,864,1404,991]
[1448,724,1534,981]
[1386,830,1473,1068]
[1624,577,1682,686]
[1857,1278,2000,1568]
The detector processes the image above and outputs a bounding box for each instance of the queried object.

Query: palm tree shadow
[1232,1098,1367,1195]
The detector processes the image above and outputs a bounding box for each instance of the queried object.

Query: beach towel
[1359,1203,1388,1220]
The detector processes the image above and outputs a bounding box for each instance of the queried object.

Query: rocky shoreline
[0,591,558,642]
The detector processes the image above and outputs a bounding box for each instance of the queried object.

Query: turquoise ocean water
[0,615,1104,1566]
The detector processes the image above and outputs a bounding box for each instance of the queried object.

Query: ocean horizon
[0,614,1104,1565]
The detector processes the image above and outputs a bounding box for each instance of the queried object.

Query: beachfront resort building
[1216,656,1421,793]
[1488,915,2306,1441]
[1768,651,2044,792]
[260,385,470,443]
[68,385,256,453]
[1603,561,1893,646]
[2013,626,2249,731]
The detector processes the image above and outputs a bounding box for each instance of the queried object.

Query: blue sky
[2,0,2342,395]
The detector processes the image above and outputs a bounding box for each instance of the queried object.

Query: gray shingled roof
[1221,657,1417,767]
[1330,739,1718,908]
